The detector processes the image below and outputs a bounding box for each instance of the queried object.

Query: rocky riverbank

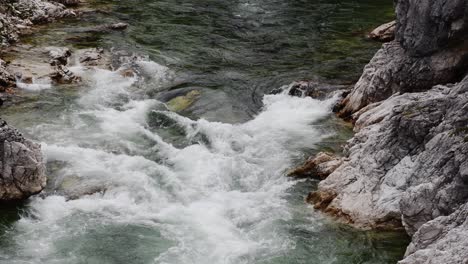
[0,0,82,202]
[295,0,468,263]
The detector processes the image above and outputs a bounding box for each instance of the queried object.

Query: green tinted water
[0,1,410,263]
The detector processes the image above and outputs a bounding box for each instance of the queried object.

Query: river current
[0,1,408,263]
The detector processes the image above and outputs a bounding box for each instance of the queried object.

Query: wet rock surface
[311,78,468,231]
[0,118,46,201]
[288,152,344,179]
[337,40,468,118]
[271,80,349,101]
[304,0,468,263]
[369,20,396,42]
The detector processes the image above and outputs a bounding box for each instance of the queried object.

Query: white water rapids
[2,60,336,264]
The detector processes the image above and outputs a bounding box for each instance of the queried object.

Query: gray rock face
[395,0,468,57]
[338,41,468,117]
[311,77,468,233]
[399,202,468,264]
[0,118,46,201]
[307,1,468,262]
[337,0,468,117]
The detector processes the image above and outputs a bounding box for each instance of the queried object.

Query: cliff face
[307,0,468,263]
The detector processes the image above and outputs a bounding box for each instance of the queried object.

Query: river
[0,0,408,263]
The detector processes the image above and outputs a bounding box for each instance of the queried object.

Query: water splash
[0,59,336,264]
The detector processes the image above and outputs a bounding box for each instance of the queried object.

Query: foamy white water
[1,60,335,264]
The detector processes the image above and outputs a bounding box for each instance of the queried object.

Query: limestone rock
[337,41,468,118]
[310,76,468,232]
[288,152,344,179]
[369,20,396,42]
[337,0,468,118]
[398,202,468,264]
[46,46,72,66]
[13,0,76,24]
[0,118,46,201]
[0,0,76,47]
[50,65,80,84]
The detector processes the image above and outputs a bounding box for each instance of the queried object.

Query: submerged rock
[0,118,46,201]
[369,20,396,42]
[166,90,201,112]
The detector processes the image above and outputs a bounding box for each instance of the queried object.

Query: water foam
[1,60,335,264]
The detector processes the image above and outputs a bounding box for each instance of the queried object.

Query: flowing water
[0,0,409,263]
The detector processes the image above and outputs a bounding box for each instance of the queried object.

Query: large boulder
[0,118,46,201]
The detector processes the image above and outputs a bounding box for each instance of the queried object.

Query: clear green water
[0,0,409,263]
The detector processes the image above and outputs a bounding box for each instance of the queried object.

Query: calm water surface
[0,1,409,263]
